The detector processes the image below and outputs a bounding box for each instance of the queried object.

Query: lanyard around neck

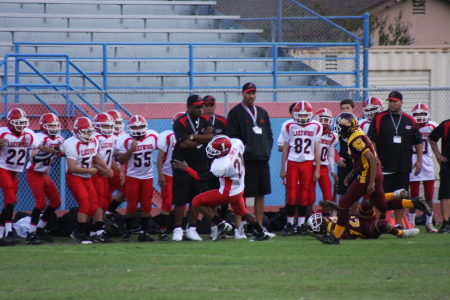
[389,111,402,136]
[241,103,258,126]
[187,114,199,134]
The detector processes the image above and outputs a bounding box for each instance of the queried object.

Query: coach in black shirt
[368,91,423,227]
[226,83,273,228]
[171,94,214,241]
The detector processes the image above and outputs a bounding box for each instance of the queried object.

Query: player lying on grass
[309,190,432,242]
[173,135,270,242]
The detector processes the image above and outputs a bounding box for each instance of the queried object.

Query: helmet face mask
[412,103,430,124]
[334,112,359,138]
[106,110,124,134]
[94,113,114,136]
[73,117,94,143]
[127,115,148,138]
[306,213,326,236]
[40,113,61,136]
[293,101,313,125]
[363,97,383,121]
[314,108,333,128]
[7,108,29,134]
[206,135,232,159]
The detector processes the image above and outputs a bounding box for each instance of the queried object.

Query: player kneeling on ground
[173,135,270,242]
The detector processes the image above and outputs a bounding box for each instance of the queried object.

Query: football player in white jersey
[156,112,185,241]
[0,108,59,246]
[173,135,270,241]
[104,109,127,224]
[90,112,123,243]
[359,97,384,134]
[408,103,439,232]
[307,108,339,219]
[25,113,65,245]
[116,115,158,242]
[280,101,323,236]
[63,117,113,245]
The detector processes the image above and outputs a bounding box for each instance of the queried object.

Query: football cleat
[394,224,404,230]
[104,213,119,230]
[158,229,170,241]
[393,188,409,199]
[75,233,93,245]
[0,238,11,246]
[210,226,218,240]
[185,227,203,241]
[212,222,232,242]
[262,226,276,238]
[438,221,450,234]
[137,232,155,242]
[297,224,308,236]
[122,230,132,242]
[36,227,54,243]
[172,227,183,241]
[26,231,42,245]
[91,232,114,243]
[316,234,340,244]
[400,228,420,238]
[234,227,247,240]
[282,222,294,236]
[4,232,20,244]
[250,231,271,241]
[425,223,438,233]
[412,197,432,216]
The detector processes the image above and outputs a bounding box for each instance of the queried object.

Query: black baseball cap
[187,94,204,106]
[387,91,403,102]
[203,95,216,104]
[242,82,256,93]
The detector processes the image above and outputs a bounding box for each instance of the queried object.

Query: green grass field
[1,226,449,300]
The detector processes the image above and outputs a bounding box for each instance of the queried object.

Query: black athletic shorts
[337,167,356,195]
[382,172,409,193]
[438,161,450,200]
[243,160,271,198]
[172,168,209,206]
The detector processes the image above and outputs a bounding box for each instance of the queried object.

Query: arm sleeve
[157,132,168,153]
[173,120,188,143]
[63,141,78,161]
[334,148,342,163]
[115,137,127,154]
[185,167,214,180]
[265,111,273,149]
[314,123,323,142]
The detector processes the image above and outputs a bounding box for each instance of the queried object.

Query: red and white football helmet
[94,112,114,136]
[39,113,61,136]
[106,109,124,134]
[362,97,383,121]
[412,103,430,124]
[206,135,232,159]
[73,117,94,143]
[128,115,148,137]
[314,108,333,128]
[293,101,313,125]
[172,112,185,124]
[7,108,29,134]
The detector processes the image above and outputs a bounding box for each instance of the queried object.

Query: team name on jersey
[320,138,334,146]
[8,141,29,147]
[101,142,114,148]
[135,144,154,151]
[292,130,314,137]
[81,148,95,156]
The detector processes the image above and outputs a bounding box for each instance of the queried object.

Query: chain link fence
[1,87,449,211]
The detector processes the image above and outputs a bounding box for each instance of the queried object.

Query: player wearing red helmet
[359,97,384,134]
[305,108,339,222]
[408,103,438,232]
[62,117,113,244]
[0,109,58,246]
[25,113,65,244]
[280,101,323,236]
[116,115,159,242]
[89,112,123,243]
[103,109,127,227]
[173,136,271,241]
[316,112,387,244]
[156,112,185,241]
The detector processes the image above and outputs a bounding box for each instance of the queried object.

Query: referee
[367,91,423,228]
